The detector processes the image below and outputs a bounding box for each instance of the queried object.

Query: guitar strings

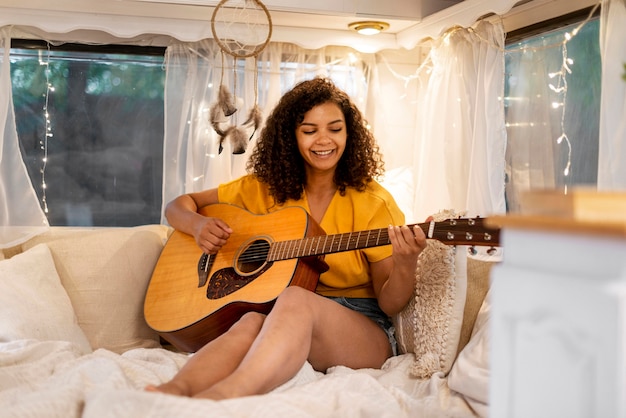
[216,220,499,265]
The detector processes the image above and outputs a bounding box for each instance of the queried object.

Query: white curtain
[0,28,49,248]
[598,0,626,190]
[161,41,372,222]
[409,21,507,221]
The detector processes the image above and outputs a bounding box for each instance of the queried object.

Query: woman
[147,77,426,400]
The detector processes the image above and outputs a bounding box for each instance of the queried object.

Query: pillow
[447,290,491,418]
[393,238,467,378]
[22,225,171,354]
[1,243,23,259]
[0,243,92,354]
[456,257,495,355]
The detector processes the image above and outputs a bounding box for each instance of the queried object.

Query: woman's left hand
[387,220,429,270]
[373,218,432,315]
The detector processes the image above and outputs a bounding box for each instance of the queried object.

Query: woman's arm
[165,188,233,254]
[370,225,427,316]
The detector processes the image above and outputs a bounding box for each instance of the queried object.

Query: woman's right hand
[165,188,232,254]
[193,216,233,254]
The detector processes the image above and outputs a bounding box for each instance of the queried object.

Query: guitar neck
[268,219,499,261]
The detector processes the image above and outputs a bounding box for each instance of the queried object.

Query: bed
[0,221,493,417]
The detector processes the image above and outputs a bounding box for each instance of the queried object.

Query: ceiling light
[348,21,390,36]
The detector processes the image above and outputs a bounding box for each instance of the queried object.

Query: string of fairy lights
[544,2,600,191]
[548,3,601,194]
[549,40,574,180]
[495,2,599,193]
[39,45,53,215]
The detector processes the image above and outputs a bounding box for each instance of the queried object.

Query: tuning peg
[468,246,478,256]
[487,246,498,255]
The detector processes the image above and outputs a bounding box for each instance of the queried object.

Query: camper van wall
[0,0,598,51]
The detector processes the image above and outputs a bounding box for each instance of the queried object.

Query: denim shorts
[326,296,398,357]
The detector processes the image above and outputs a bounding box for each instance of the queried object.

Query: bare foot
[144,381,192,397]
[192,386,234,400]
[192,374,261,400]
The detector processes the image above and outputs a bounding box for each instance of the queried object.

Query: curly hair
[246,77,384,204]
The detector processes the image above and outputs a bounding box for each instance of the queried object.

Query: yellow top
[218,175,406,298]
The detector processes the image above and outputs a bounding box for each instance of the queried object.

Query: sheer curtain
[161,41,371,221]
[408,21,507,221]
[598,0,626,190]
[0,28,49,248]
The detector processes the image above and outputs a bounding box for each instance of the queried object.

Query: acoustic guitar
[144,203,500,352]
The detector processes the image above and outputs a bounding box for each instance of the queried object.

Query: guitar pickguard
[206,263,273,299]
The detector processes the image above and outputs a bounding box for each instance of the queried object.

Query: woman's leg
[194,286,392,400]
[145,311,266,396]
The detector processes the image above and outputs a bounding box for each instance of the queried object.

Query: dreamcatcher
[210,0,272,154]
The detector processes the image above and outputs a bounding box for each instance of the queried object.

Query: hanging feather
[217,126,247,155]
[242,104,263,140]
[218,84,238,117]
[217,126,233,154]
[210,103,228,137]
[229,126,249,154]
[212,93,262,155]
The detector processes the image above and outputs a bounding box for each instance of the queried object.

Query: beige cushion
[0,243,91,353]
[393,239,467,378]
[22,225,171,354]
[1,243,23,260]
[456,257,495,355]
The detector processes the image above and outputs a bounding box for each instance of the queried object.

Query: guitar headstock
[425,217,500,248]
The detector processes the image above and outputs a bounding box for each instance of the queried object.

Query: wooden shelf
[486,189,626,238]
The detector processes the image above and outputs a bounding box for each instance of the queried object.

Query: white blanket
[0,340,476,418]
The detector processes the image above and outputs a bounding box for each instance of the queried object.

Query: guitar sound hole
[237,239,270,274]
[206,238,273,300]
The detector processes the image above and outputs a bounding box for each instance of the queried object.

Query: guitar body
[144,204,328,353]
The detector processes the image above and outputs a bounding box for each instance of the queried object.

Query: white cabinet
[489,212,626,417]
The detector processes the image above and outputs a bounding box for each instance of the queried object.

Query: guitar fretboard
[269,226,394,261]
[266,219,498,261]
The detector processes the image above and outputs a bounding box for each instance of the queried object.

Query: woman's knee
[229,311,266,336]
[272,286,321,318]
[276,286,316,307]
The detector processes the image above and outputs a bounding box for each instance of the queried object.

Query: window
[503,11,601,211]
[11,41,166,226]
[11,42,369,227]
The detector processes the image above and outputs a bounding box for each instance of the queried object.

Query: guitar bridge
[197,253,214,288]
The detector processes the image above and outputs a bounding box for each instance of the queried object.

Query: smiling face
[296,101,347,178]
